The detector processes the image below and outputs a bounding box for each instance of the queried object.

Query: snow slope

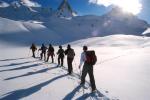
[0,17,62,46]
[0,35,150,100]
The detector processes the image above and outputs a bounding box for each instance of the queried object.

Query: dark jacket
[39,45,47,53]
[47,46,54,56]
[30,44,37,51]
[57,48,64,58]
[48,46,54,53]
[65,48,75,58]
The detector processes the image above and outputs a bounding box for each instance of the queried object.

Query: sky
[4,0,150,24]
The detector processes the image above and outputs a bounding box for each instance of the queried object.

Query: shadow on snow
[63,85,109,100]
[5,65,59,80]
[0,57,29,62]
[0,63,43,72]
[0,60,38,67]
[1,74,68,100]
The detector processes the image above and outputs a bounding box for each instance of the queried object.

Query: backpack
[67,49,75,58]
[85,50,97,65]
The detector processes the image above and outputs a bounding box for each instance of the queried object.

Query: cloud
[88,0,142,15]
[89,0,112,7]
[21,0,41,7]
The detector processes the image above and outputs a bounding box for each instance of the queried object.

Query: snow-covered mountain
[0,14,149,46]
[0,0,75,20]
[99,7,150,36]
[0,0,150,46]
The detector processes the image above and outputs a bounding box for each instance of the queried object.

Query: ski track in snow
[0,52,112,100]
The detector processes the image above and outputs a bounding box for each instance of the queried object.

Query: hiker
[46,44,55,63]
[57,45,65,67]
[39,44,47,61]
[65,44,75,74]
[79,46,97,92]
[30,43,37,58]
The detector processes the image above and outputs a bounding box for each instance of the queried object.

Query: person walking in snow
[39,44,47,61]
[57,45,65,67]
[65,44,75,74]
[46,44,55,63]
[79,46,96,92]
[30,43,37,58]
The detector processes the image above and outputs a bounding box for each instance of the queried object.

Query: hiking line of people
[30,43,75,74]
[30,43,97,92]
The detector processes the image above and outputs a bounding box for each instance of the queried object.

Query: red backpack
[85,50,97,65]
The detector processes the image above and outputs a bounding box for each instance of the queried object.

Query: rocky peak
[56,0,76,18]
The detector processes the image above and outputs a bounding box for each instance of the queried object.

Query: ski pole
[79,68,85,95]
[37,50,39,58]
[55,53,58,64]
[27,49,31,57]
[73,59,77,74]
[73,59,77,68]
[55,53,57,64]
[79,68,82,79]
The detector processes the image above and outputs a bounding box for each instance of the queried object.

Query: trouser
[67,57,74,74]
[40,52,46,61]
[81,63,96,90]
[32,50,35,58]
[58,56,64,66]
[47,55,54,63]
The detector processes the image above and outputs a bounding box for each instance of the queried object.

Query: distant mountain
[55,0,77,18]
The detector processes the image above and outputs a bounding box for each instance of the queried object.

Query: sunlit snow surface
[0,35,150,100]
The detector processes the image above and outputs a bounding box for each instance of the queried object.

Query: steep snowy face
[55,0,77,18]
